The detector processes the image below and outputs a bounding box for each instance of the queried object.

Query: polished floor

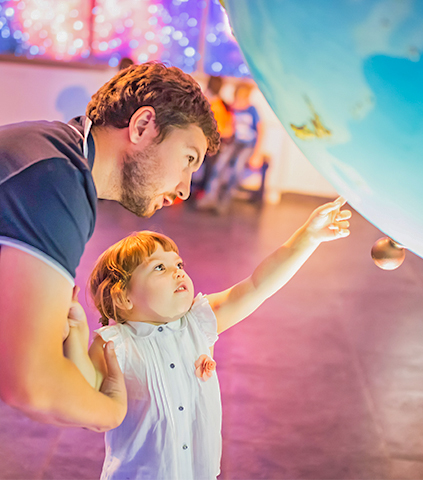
[1,194,423,480]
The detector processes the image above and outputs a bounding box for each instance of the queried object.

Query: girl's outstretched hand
[304,197,351,244]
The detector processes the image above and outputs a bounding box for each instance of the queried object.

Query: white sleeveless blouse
[95,294,222,480]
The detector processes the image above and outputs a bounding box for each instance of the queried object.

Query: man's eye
[154,264,165,271]
[188,155,196,164]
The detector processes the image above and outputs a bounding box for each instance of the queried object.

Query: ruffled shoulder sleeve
[188,293,219,347]
[94,324,126,373]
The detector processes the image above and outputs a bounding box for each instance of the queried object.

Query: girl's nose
[174,269,184,278]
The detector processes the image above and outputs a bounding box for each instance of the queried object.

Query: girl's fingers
[72,285,80,301]
[336,220,350,229]
[328,225,350,235]
[335,210,352,221]
[328,220,350,231]
[338,228,350,237]
[319,198,347,215]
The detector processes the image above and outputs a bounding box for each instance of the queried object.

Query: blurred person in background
[192,75,234,199]
[197,81,263,214]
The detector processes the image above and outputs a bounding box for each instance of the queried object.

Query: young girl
[65,197,351,480]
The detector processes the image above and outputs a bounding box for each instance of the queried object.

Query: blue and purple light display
[0,0,249,77]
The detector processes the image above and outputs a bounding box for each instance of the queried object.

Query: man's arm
[0,247,127,431]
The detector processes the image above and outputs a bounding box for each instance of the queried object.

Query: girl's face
[125,244,194,325]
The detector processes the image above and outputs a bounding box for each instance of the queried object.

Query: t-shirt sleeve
[0,157,96,281]
[189,293,219,347]
[94,325,126,373]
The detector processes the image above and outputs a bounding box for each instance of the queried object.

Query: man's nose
[176,173,192,200]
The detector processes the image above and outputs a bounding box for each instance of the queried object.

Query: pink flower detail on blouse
[195,354,216,382]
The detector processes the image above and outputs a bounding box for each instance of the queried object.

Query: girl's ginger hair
[89,231,179,326]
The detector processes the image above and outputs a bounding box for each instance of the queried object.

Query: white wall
[0,60,337,199]
[0,61,113,125]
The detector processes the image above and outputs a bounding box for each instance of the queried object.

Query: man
[0,62,220,431]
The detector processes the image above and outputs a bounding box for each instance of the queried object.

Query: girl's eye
[177,262,185,270]
[154,264,165,271]
[188,155,195,164]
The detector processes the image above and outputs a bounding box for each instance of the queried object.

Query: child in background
[206,75,234,143]
[193,76,234,198]
[65,197,351,480]
[197,81,263,214]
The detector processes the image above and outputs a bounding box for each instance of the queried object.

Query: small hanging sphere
[371,237,406,271]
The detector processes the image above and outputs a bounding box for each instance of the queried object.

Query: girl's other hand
[63,285,89,342]
[304,196,352,244]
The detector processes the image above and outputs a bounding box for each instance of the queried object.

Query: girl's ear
[113,292,133,312]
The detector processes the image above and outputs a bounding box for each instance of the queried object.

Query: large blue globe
[224,0,423,257]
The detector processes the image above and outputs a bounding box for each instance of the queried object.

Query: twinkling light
[204,0,250,77]
[211,61,222,72]
[0,0,91,60]
[92,0,204,72]
[0,0,249,77]
[206,33,216,43]
[184,46,195,57]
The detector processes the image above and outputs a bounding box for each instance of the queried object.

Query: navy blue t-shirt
[0,117,97,284]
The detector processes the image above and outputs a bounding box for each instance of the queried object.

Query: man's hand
[303,196,351,244]
[99,341,128,425]
[89,334,128,429]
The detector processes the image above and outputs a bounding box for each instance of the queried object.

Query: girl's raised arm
[206,197,351,334]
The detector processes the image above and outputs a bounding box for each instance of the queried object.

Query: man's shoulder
[0,118,78,139]
[0,117,87,186]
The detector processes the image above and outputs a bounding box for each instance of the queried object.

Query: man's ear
[128,106,157,144]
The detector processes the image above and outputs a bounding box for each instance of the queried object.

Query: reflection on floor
[1,194,423,480]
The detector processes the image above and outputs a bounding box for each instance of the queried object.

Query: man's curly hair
[86,61,220,155]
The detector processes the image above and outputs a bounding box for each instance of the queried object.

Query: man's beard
[119,145,161,218]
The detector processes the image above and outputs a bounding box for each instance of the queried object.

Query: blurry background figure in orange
[207,76,234,142]
[197,81,263,214]
[192,76,234,199]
